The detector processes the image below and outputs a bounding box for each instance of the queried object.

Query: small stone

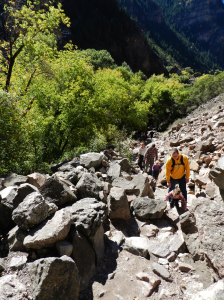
[9,256,27,270]
[152,262,172,281]
[178,262,195,272]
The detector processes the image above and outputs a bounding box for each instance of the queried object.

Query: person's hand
[186,178,189,183]
[167,182,171,187]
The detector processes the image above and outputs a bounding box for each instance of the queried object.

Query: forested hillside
[153,0,224,69]
[117,0,221,72]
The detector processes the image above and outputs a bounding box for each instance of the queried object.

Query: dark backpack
[171,154,184,171]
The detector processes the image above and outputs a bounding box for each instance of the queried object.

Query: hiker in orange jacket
[165,148,190,203]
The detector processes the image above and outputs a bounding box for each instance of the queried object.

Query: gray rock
[0,258,6,272]
[71,229,95,291]
[3,173,28,187]
[27,172,48,188]
[184,232,204,261]
[131,174,154,198]
[56,240,73,257]
[0,275,27,299]
[179,135,194,144]
[28,256,80,300]
[76,173,103,200]
[191,279,224,300]
[122,237,150,257]
[179,211,198,234]
[12,192,51,230]
[107,162,121,180]
[194,141,215,153]
[7,226,27,251]
[91,224,105,265]
[112,177,139,195]
[9,256,27,270]
[24,208,72,249]
[170,140,181,147]
[13,183,39,208]
[191,197,224,277]
[108,187,131,220]
[209,156,224,190]
[39,177,77,207]
[152,262,171,281]
[0,186,17,229]
[131,197,166,221]
[80,152,103,169]
[70,198,107,238]
[117,158,131,173]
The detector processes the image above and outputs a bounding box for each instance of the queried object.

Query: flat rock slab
[131,197,166,221]
[9,256,27,270]
[152,262,172,281]
[24,208,72,249]
[122,236,151,257]
[191,279,224,300]
[112,177,139,195]
[108,187,131,221]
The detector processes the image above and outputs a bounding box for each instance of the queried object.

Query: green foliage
[81,49,117,71]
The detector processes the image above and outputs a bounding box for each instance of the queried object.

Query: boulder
[179,211,198,234]
[112,177,139,195]
[0,275,27,299]
[69,198,107,238]
[107,187,131,220]
[23,208,72,249]
[170,140,181,147]
[39,177,77,207]
[190,160,200,172]
[117,158,131,173]
[107,162,121,180]
[205,182,217,198]
[76,173,103,200]
[179,135,194,144]
[209,156,224,190]
[12,192,56,230]
[191,198,224,277]
[191,279,224,300]
[131,174,154,198]
[56,240,73,257]
[7,226,27,251]
[80,152,103,169]
[131,197,166,221]
[27,172,48,188]
[28,256,80,300]
[122,237,150,257]
[9,256,27,270]
[71,229,95,291]
[2,173,28,187]
[152,262,172,281]
[0,186,17,229]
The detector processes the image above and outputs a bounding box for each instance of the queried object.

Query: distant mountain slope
[61,0,168,77]
[117,0,221,72]
[153,0,224,69]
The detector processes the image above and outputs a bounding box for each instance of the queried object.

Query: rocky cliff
[155,0,224,68]
[61,0,168,77]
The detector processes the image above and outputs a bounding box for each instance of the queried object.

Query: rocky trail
[0,95,224,300]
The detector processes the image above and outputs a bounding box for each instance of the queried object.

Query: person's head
[172,148,179,160]
[155,160,159,165]
[151,144,155,148]
[173,184,180,198]
[140,141,145,148]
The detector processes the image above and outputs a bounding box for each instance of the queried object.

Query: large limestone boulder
[122,236,150,257]
[7,226,27,251]
[191,279,224,300]
[12,192,57,230]
[131,197,166,221]
[76,173,103,200]
[23,208,72,249]
[209,156,224,192]
[0,275,27,299]
[107,187,131,220]
[107,162,121,180]
[80,152,103,169]
[28,256,80,300]
[117,158,131,173]
[39,177,77,207]
[0,186,17,229]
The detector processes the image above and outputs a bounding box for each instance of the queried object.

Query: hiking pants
[168,175,187,202]
[138,155,144,170]
[145,159,154,174]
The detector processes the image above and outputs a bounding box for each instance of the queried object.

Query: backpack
[171,154,184,171]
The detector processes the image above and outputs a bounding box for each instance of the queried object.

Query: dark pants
[152,170,159,179]
[168,175,187,203]
[138,155,144,170]
[170,198,180,208]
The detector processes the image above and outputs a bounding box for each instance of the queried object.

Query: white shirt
[138,147,147,156]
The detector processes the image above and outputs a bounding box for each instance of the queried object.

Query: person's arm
[184,155,190,182]
[155,148,158,160]
[144,148,149,160]
[165,158,172,186]
[164,191,172,201]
